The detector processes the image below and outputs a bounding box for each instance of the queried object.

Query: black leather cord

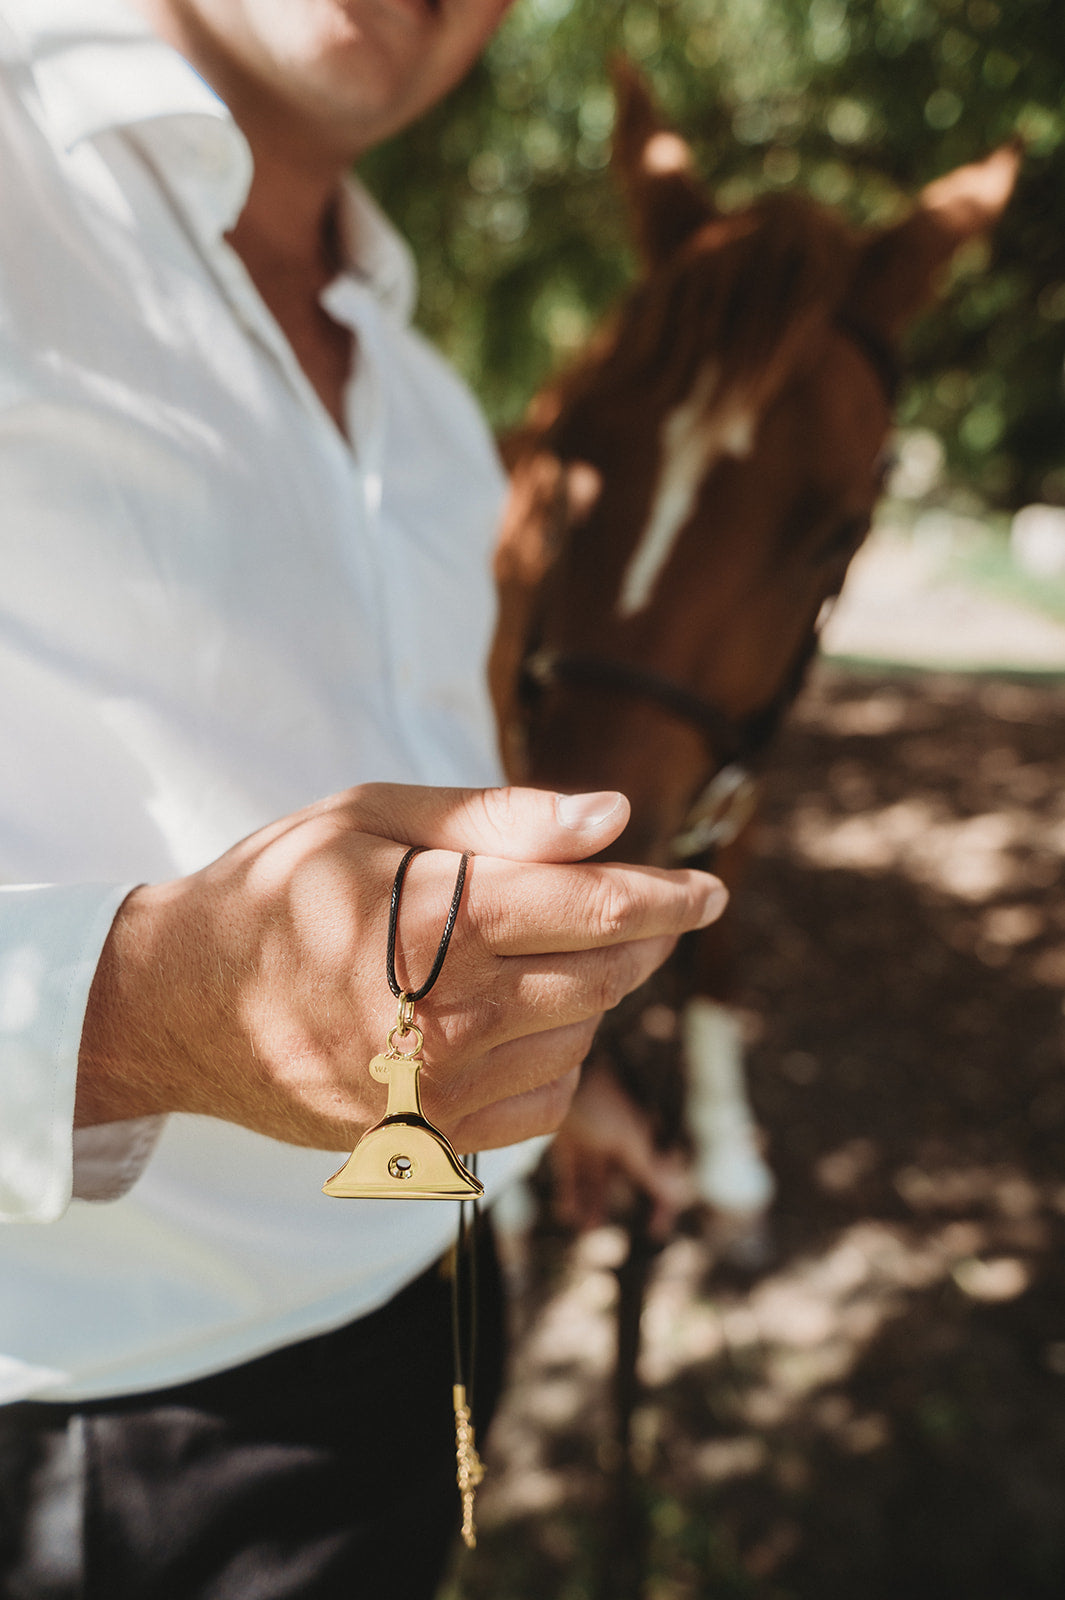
[385,846,471,1003]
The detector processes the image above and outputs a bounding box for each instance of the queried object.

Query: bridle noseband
[520,631,819,863]
[517,316,898,864]
[522,650,781,773]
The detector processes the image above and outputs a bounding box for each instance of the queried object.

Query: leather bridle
[517,316,898,864]
[520,630,820,864]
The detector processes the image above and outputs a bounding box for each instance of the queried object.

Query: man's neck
[228,161,344,288]
[227,177,355,440]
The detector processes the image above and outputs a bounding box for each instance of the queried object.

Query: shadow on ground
[445,664,1065,1600]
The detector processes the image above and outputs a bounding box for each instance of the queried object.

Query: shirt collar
[1,0,417,322]
[3,0,230,147]
[334,178,417,327]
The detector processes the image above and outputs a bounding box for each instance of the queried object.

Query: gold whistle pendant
[323,1006,483,1201]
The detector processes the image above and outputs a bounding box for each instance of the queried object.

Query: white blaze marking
[683,997,775,1214]
[617,371,755,618]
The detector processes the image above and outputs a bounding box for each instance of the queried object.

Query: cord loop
[386,847,471,1003]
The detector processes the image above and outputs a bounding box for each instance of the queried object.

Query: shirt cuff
[71,1115,166,1202]
[0,882,136,1223]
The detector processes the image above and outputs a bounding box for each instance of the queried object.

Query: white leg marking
[683,997,775,1214]
[617,372,755,619]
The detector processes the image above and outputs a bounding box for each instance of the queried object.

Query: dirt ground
[444,662,1065,1600]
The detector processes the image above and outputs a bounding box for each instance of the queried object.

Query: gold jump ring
[386,1022,424,1057]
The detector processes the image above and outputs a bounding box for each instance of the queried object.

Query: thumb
[347,782,631,863]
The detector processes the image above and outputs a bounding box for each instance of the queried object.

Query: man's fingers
[443,1066,584,1151]
[502,936,680,1034]
[361,849,725,1011]
[467,856,727,956]
[412,934,677,1067]
[422,1019,600,1124]
[342,781,633,864]
[648,1154,699,1242]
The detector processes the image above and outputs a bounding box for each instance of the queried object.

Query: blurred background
[364,0,1064,508]
[362,3,1065,1596]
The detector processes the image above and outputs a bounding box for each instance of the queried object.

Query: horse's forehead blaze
[616,369,756,619]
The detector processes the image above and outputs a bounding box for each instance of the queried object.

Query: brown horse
[490,65,1020,1227]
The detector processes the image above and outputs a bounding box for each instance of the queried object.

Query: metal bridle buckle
[670,763,760,860]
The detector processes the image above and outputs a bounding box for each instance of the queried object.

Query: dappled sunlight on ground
[447,666,1065,1600]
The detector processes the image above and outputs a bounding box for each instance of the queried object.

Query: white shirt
[0,0,541,1403]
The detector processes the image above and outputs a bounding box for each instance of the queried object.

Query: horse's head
[492,66,1020,865]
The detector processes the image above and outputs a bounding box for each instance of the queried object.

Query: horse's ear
[843,142,1022,341]
[611,58,715,269]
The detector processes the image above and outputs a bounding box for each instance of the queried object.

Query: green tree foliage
[362,0,1065,507]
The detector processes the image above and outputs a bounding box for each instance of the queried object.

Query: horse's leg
[598,1194,659,1600]
[682,995,774,1214]
[680,840,775,1220]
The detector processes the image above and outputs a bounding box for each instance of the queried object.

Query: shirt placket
[133,119,427,776]
[325,279,426,777]
[223,249,430,777]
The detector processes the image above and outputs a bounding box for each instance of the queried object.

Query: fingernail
[696,881,729,927]
[556,790,623,830]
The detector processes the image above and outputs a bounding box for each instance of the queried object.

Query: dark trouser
[0,1230,505,1600]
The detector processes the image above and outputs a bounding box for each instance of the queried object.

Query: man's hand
[76,784,727,1152]
[551,1062,697,1240]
